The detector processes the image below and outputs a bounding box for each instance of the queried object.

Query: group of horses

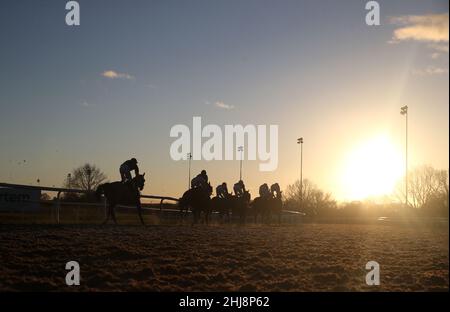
[179,183,283,225]
[95,173,283,225]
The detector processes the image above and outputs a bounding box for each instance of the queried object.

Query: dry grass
[0,223,448,291]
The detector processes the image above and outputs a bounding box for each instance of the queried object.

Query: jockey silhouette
[191,170,209,190]
[120,158,139,183]
[259,183,271,199]
[233,180,246,197]
[216,182,229,199]
[270,183,282,197]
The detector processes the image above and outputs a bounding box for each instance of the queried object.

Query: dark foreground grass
[0,222,448,291]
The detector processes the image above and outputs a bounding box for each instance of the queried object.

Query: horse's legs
[102,205,110,225]
[191,209,197,225]
[239,204,244,224]
[195,210,200,225]
[179,207,184,220]
[110,204,118,225]
[137,201,145,226]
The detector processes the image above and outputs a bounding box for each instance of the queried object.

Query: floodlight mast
[400,105,408,207]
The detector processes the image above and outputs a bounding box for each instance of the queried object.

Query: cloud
[81,101,89,107]
[101,70,135,80]
[411,66,449,76]
[428,43,449,53]
[428,43,450,59]
[390,13,449,43]
[214,101,234,110]
[431,52,441,59]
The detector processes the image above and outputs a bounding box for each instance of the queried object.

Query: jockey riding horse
[96,172,146,225]
[179,170,213,224]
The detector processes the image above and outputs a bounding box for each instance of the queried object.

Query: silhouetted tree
[63,164,107,201]
[396,165,449,213]
[285,179,336,217]
[40,193,51,201]
[65,163,107,192]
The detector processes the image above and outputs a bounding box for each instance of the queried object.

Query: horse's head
[207,182,213,195]
[244,190,251,202]
[277,191,282,199]
[134,172,146,191]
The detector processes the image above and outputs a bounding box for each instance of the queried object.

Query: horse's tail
[178,191,188,210]
[179,189,195,211]
[95,184,105,201]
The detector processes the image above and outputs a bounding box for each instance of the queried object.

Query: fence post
[56,191,62,224]
[104,197,107,219]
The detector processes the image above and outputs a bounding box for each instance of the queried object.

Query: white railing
[0,182,179,224]
[0,182,304,224]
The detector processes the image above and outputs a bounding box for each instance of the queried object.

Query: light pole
[187,152,192,189]
[297,137,303,204]
[238,146,244,181]
[400,105,408,207]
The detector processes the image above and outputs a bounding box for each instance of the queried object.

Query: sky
[0,0,448,201]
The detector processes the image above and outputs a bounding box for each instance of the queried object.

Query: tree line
[284,165,449,219]
[50,163,448,219]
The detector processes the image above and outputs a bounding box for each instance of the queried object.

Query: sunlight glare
[340,134,404,200]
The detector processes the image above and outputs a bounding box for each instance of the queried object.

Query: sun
[340,134,404,200]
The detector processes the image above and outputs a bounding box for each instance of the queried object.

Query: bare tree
[64,163,107,192]
[395,165,449,210]
[40,193,51,201]
[285,179,336,216]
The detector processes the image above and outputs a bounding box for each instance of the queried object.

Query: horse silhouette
[211,191,251,224]
[211,194,232,222]
[251,195,271,223]
[268,192,283,223]
[230,191,251,224]
[251,192,283,223]
[96,173,146,225]
[179,183,213,224]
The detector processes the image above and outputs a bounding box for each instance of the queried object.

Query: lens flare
[340,134,404,200]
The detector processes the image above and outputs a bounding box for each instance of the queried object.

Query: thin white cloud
[214,101,234,110]
[101,70,135,80]
[411,66,449,76]
[431,52,441,59]
[81,101,89,107]
[389,13,449,43]
[428,43,449,53]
